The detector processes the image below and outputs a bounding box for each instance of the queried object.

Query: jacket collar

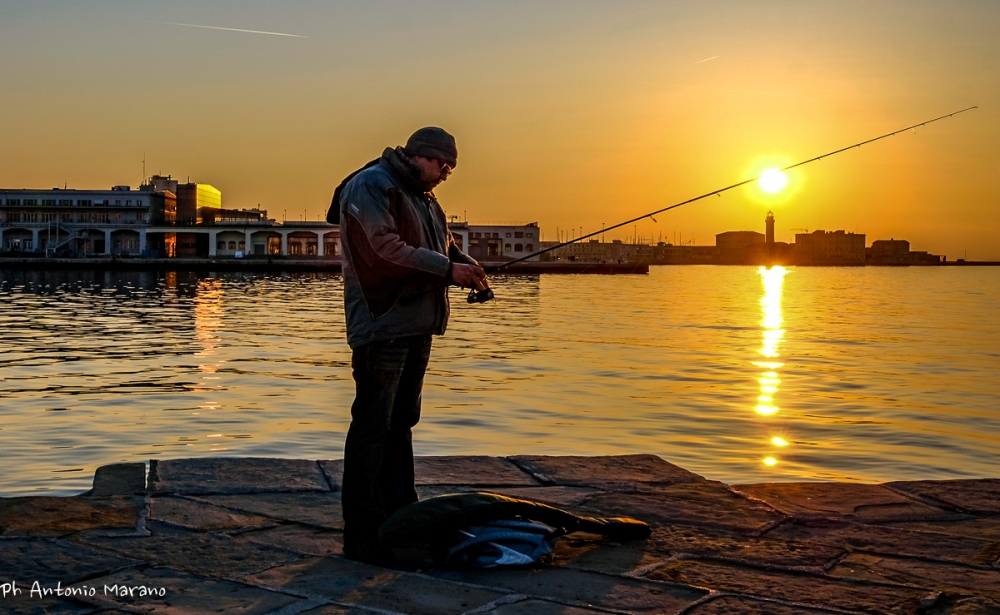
[382,147,436,195]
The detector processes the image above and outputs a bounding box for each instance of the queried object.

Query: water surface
[1,266,998,495]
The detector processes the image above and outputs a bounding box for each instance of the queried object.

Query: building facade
[448,222,541,262]
[0,182,341,259]
[793,230,866,264]
[0,186,176,256]
[866,239,943,264]
[144,176,225,257]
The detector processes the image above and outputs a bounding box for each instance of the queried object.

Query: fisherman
[330,127,489,565]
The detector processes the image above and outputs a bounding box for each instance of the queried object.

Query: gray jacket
[336,147,477,349]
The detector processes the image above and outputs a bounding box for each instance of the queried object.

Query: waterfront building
[540,239,616,262]
[866,239,943,264]
[793,229,866,264]
[144,219,340,258]
[448,222,541,262]
[539,238,715,264]
[716,230,765,250]
[715,230,765,264]
[0,185,176,256]
[1,178,340,259]
[144,176,225,257]
[715,212,792,265]
[655,243,717,264]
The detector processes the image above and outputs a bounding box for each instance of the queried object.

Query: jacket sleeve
[342,176,452,281]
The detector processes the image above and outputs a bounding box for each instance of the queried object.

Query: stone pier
[1,455,998,614]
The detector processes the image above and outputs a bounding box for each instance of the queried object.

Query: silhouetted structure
[793,230,866,265]
[866,239,943,264]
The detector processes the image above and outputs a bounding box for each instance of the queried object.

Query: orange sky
[2,1,998,258]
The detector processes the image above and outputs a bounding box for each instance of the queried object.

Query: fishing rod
[480,106,978,280]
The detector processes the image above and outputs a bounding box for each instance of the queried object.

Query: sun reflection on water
[193,280,226,444]
[753,266,788,467]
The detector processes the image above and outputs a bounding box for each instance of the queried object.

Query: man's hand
[451,263,489,290]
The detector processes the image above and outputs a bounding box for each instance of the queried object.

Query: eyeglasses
[435,159,453,174]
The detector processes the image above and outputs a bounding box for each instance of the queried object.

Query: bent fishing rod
[480,106,978,281]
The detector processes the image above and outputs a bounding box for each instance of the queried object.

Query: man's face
[413,156,453,188]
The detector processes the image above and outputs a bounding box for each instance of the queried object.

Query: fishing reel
[467,287,495,304]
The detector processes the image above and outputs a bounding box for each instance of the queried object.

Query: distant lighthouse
[765,211,775,245]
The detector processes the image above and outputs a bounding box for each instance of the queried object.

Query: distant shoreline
[0,257,997,273]
[0,258,650,274]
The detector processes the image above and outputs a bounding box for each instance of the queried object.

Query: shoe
[343,541,398,567]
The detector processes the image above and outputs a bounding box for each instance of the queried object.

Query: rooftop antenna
[142,152,146,186]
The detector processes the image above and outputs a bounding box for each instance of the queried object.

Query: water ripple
[1,266,999,495]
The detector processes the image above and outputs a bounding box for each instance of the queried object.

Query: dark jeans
[342,334,432,548]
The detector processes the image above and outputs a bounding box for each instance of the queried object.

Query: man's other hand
[451,263,488,290]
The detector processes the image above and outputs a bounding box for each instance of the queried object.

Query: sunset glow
[0,2,995,258]
[758,168,788,194]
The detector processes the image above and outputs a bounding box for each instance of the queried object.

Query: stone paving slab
[193,492,344,530]
[1,496,143,537]
[0,538,139,585]
[72,565,301,614]
[886,479,1000,515]
[549,524,846,576]
[829,552,1000,601]
[74,532,301,578]
[5,455,1000,614]
[430,566,708,614]
[548,532,666,575]
[246,556,508,615]
[508,454,704,487]
[237,525,345,558]
[944,597,1000,614]
[321,456,540,489]
[733,482,952,521]
[297,606,353,615]
[766,519,1000,566]
[644,559,937,614]
[148,458,329,495]
[414,485,602,510]
[148,496,274,532]
[471,598,613,615]
[685,595,842,614]
[880,518,1000,543]
[583,482,785,534]
[0,596,101,615]
[85,463,147,498]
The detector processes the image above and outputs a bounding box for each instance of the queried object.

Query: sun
[759,168,788,194]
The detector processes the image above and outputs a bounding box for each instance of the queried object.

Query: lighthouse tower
[765,211,775,245]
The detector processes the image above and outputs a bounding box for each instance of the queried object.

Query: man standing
[330,127,488,564]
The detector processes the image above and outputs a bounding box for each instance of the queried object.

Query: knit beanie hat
[403,127,458,168]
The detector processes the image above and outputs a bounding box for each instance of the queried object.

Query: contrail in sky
[695,55,720,64]
[165,22,307,38]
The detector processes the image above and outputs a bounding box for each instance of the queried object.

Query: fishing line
[483,106,978,276]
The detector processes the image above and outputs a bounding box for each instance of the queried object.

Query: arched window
[525,243,534,252]
[514,243,523,252]
[228,241,236,250]
[504,243,512,252]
